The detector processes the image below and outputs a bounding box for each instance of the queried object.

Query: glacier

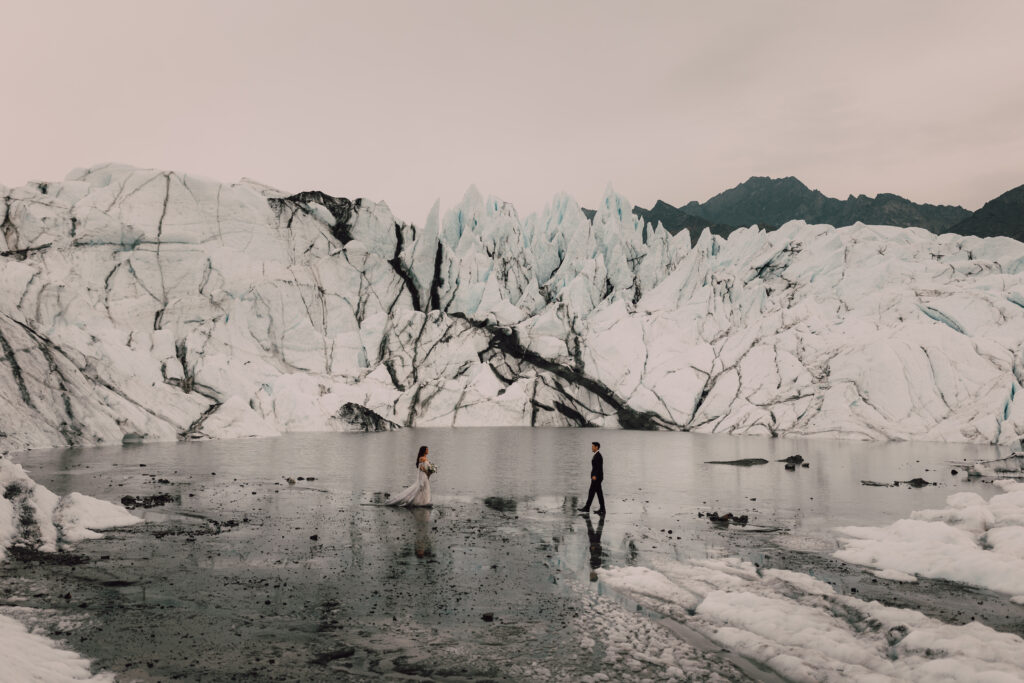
[2,163,1024,452]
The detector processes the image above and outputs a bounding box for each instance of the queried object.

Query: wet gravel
[0,481,743,681]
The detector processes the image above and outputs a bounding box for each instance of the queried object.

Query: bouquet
[425,461,438,476]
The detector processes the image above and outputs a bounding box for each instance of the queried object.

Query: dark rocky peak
[681,176,829,229]
[633,200,735,238]
[740,176,811,193]
[581,200,733,239]
[948,183,1024,242]
[681,176,970,234]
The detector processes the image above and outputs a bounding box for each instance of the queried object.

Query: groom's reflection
[586,515,605,582]
[409,507,432,558]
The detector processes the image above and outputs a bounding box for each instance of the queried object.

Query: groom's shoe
[595,509,606,516]
[577,507,590,513]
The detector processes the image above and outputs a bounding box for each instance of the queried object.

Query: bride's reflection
[586,515,605,581]
[409,507,432,558]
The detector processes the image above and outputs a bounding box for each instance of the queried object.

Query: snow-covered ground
[0,611,115,682]
[596,478,1024,681]
[599,558,1024,682]
[1,456,137,681]
[3,164,1024,453]
[835,479,1024,600]
[0,457,140,562]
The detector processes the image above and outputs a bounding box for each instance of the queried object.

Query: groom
[577,441,605,515]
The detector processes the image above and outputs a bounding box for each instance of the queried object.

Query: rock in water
[333,403,402,432]
[707,512,749,525]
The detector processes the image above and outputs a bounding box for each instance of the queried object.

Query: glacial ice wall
[2,163,1024,452]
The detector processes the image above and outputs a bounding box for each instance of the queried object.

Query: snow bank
[599,557,1024,682]
[0,610,115,681]
[1,456,139,680]
[1,456,141,560]
[54,492,145,543]
[836,480,1024,597]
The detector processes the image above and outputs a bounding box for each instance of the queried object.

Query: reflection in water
[410,507,432,558]
[586,515,605,581]
[369,491,392,505]
[624,536,639,565]
[483,497,517,513]
[13,426,1004,571]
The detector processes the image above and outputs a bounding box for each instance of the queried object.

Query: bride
[387,445,435,507]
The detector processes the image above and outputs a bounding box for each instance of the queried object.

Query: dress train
[387,463,431,507]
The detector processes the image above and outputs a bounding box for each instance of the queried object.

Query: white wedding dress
[387,461,432,507]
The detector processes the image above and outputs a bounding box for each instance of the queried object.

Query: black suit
[582,451,605,512]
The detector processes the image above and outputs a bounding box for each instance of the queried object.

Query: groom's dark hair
[592,441,600,449]
[416,445,428,467]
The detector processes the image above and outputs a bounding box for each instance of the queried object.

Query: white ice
[835,479,1024,596]
[0,610,115,682]
[599,556,1024,682]
[1,457,141,559]
[3,164,1024,452]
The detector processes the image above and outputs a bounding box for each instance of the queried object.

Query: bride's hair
[416,445,428,467]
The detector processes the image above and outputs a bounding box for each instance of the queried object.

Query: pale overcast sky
[3,0,1023,225]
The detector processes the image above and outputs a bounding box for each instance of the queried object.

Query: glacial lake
[4,428,1015,681]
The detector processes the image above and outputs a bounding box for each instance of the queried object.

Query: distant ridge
[581,200,732,237]
[947,183,1024,243]
[586,176,978,238]
[682,176,970,234]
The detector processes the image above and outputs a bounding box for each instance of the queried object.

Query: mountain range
[585,176,1024,242]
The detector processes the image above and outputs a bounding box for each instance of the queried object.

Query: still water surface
[20,427,1006,536]
[7,428,1010,680]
